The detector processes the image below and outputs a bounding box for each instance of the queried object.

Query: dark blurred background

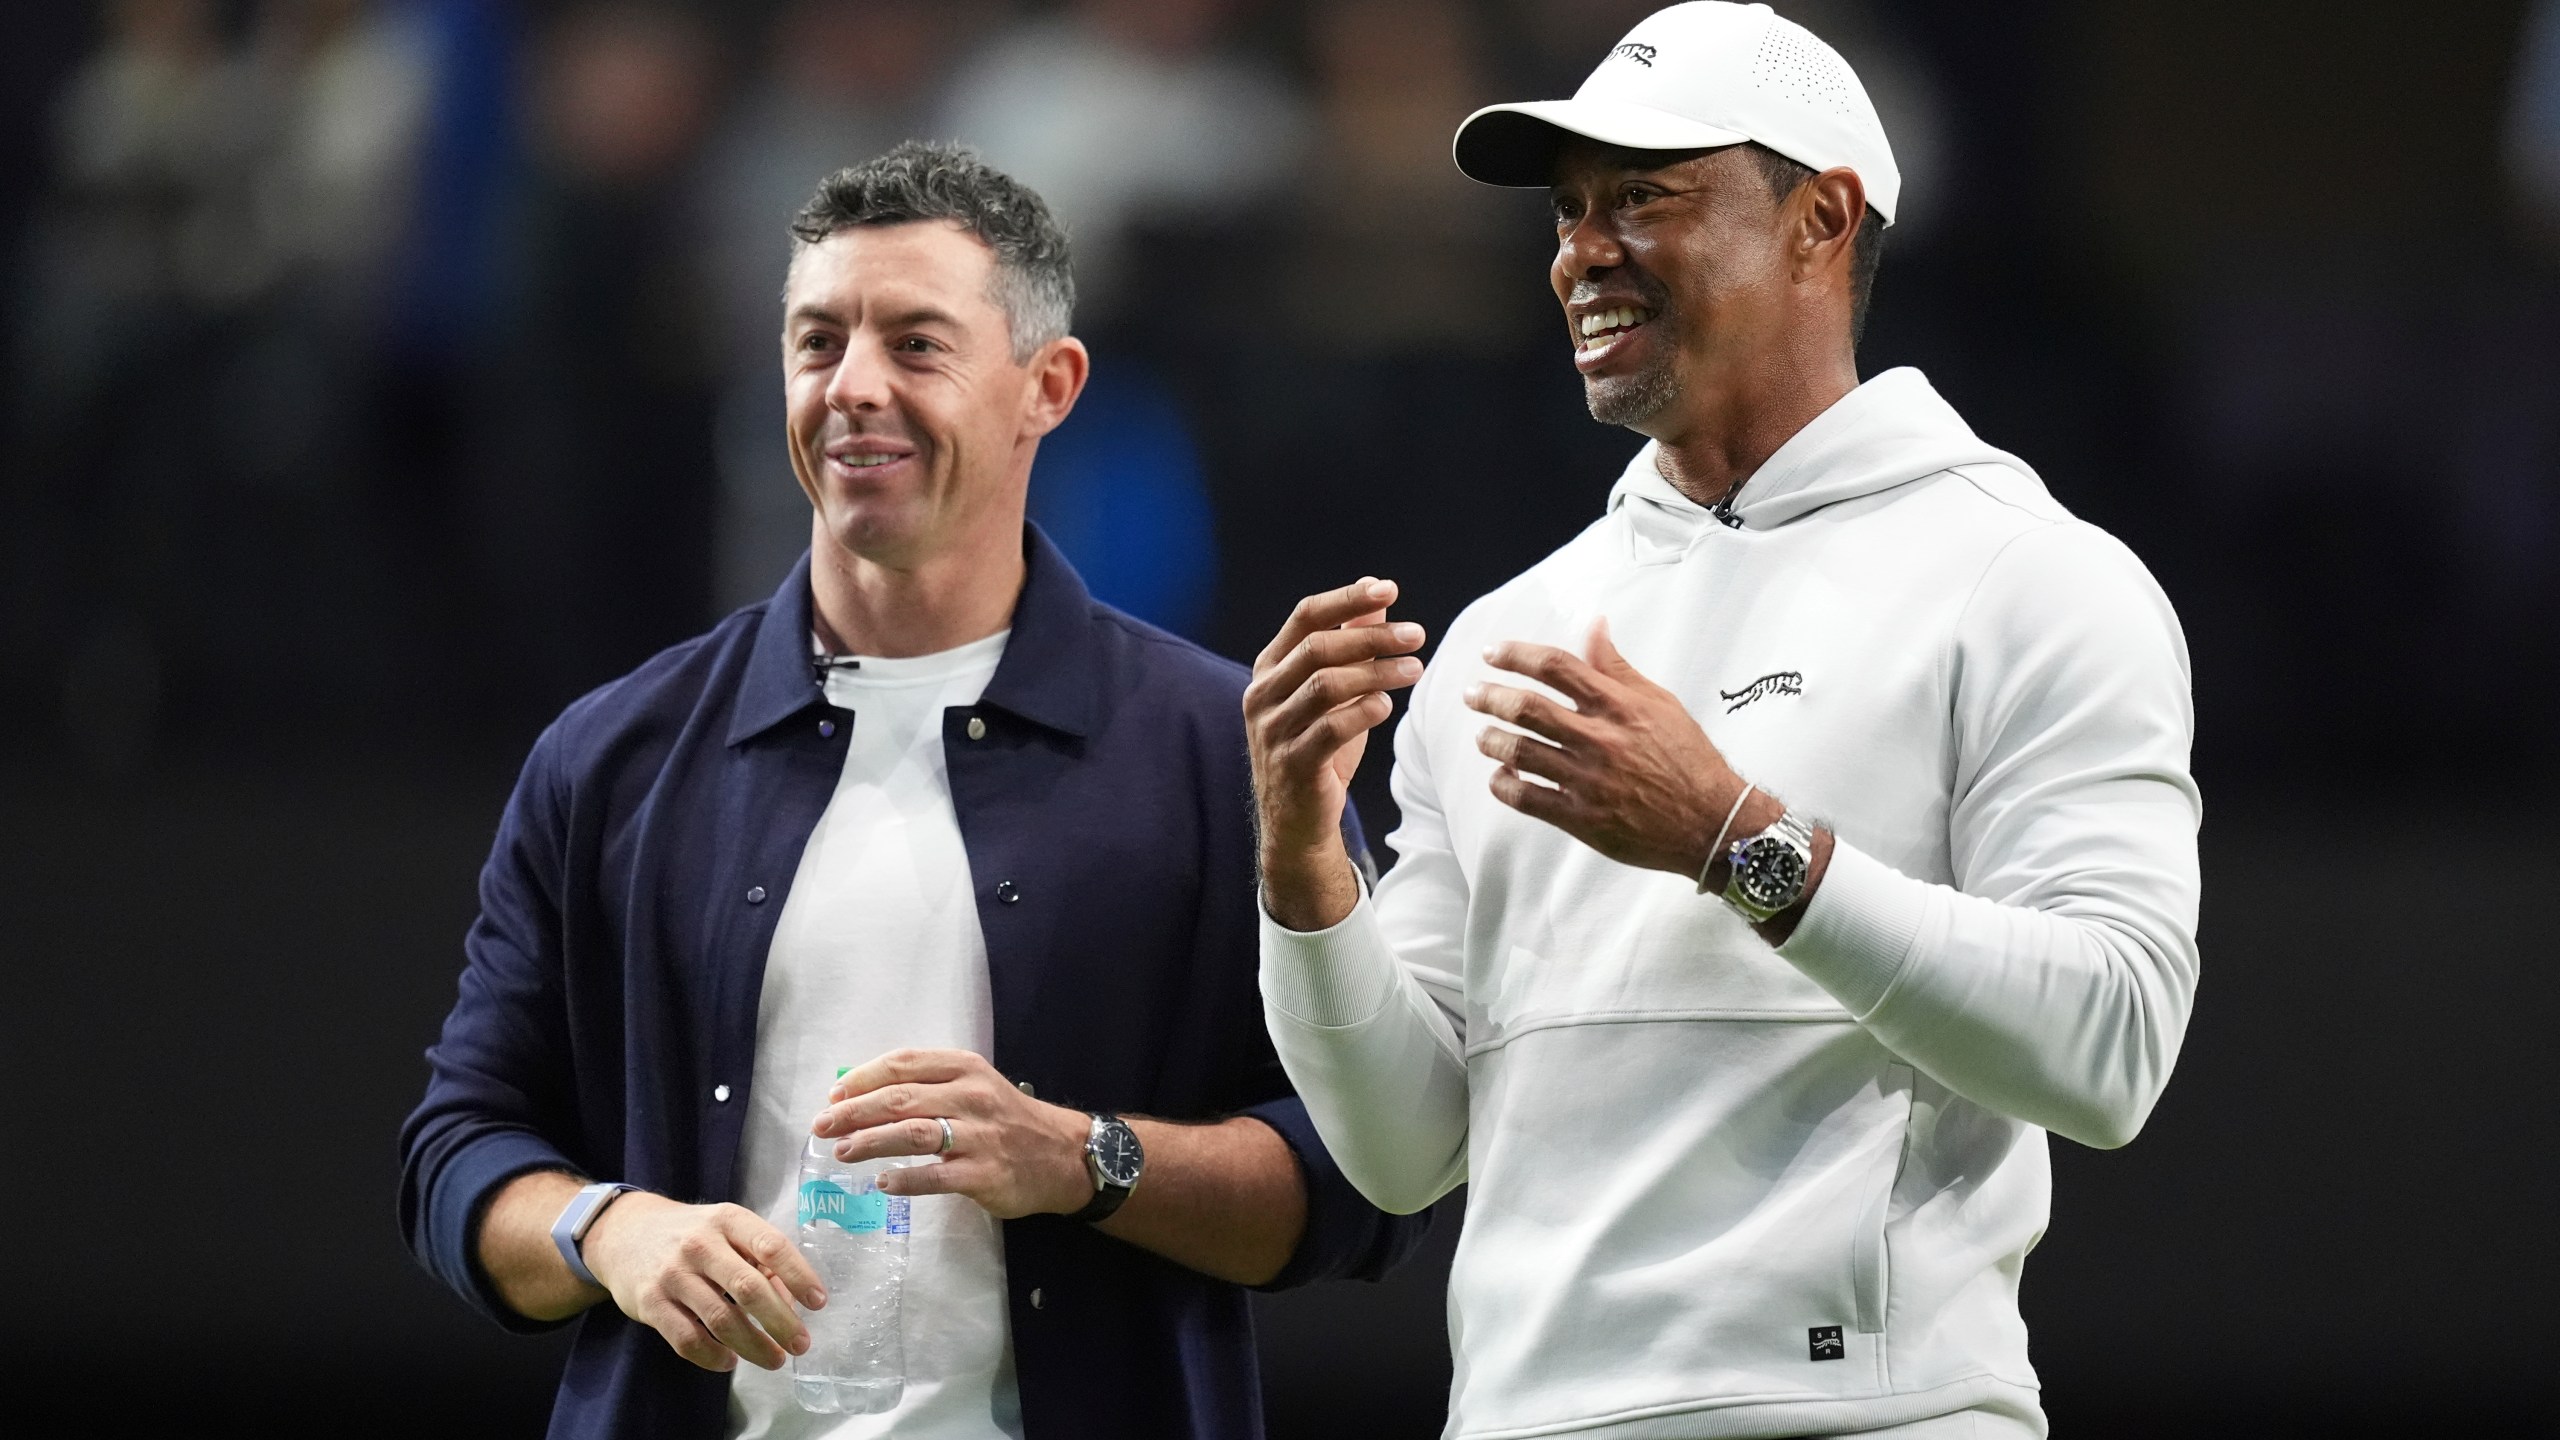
[2,1,2554,1435]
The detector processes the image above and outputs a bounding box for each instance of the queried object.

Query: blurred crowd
[3,0,2557,793]
[4,0,1752,765]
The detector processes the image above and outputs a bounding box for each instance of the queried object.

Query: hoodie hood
[1606,368,2061,555]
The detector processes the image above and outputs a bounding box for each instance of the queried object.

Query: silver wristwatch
[1721,809,1816,923]
[1066,1112,1144,1223]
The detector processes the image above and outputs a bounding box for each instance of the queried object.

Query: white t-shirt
[727,630,1024,1440]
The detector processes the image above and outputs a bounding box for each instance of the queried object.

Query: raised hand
[1465,616,1772,881]
[1244,578,1427,931]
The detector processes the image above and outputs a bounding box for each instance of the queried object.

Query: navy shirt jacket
[400,527,1429,1439]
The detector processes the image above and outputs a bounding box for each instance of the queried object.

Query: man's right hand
[1244,578,1427,933]
[578,1191,825,1374]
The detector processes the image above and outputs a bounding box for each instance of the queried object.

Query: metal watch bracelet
[1721,809,1817,924]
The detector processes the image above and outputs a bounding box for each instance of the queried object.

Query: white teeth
[841,453,896,468]
[1577,306,1652,339]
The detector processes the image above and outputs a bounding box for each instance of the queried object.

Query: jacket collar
[978,523,1102,739]
[727,524,1100,747]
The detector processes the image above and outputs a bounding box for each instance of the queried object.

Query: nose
[823,336,893,415]
[1555,207,1625,286]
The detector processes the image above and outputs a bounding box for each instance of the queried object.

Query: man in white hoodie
[1244,5,2200,1439]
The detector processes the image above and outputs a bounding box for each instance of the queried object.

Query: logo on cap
[1611,41,1657,67]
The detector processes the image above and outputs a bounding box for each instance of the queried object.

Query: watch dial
[1738,837,1809,910]
[1095,1122,1144,1187]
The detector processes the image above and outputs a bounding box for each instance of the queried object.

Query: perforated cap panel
[1750,18,1855,118]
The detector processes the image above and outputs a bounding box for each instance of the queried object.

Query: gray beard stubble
[1585,358,1680,427]
[1570,272,1679,427]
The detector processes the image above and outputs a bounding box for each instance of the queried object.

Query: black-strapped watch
[1067,1112,1144,1223]
[1721,809,1817,924]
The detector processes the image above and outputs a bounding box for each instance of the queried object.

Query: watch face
[1734,834,1810,911]
[1092,1119,1144,1188]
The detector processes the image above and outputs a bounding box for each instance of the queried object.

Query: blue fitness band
[550,1181,639,1289]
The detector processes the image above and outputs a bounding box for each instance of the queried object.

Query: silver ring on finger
[935,1116,956,1155]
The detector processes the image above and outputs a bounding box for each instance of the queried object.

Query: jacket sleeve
[1259,665,1474,1215]
[396,726,586,1331]
[1776,520,2203,1149]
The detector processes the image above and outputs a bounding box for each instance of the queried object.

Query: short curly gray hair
[790,140,1076,363]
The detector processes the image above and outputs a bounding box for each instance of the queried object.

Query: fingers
[815,1056,977,1164]
[666,1268,789,1371]
[1254,578,1401,673]
[1463,679,1590,745]
[618,1203,825,1377]
[1488,764,1579,826]
[1268,690,1397,780]
[1584,615,1629,674]
[1476,723,1574,783]
[642,1289,732,1372]
[1246,578,1424,726]
[1480,641,1611,709]
[1247,624,1427,730]
[880,1158,977,1198]
[702,1241,809,1360]
[1256,653,1423,744]
[816,1075,966,1139]
[830,1047,975,1105]
[831,1115,949,1164]
[722,1208,827,1311]
[1291,626,1427,676]
[673,1220,806,1366]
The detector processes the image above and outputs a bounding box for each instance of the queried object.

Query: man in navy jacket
[400,142,1424,1439]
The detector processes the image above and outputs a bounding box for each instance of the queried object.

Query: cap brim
[1452,99,1754,188]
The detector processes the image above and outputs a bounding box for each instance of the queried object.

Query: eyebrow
[784,302,967,331]
[880,303,964,331]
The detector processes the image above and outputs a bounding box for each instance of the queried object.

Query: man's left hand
[1464,617,1746,880]
[814,1049,1093,1219]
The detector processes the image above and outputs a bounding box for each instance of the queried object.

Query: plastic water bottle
[793,1132,911,1413]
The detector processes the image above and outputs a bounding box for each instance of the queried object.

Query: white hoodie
[1260,369,2200,1440]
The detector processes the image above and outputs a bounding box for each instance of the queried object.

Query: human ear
[1021,335,1090,441]
[1796,167,1867,280]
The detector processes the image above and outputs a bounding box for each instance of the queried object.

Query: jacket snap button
[746,885,767,904]
[966,716,986,741]
[818,719,836,738]
[713,1084,731,1102]
[995,880,1019,904]
[1029,1288,1044,1310]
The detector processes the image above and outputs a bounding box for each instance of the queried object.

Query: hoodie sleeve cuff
[1776,838,1927,1017]
[1259,893,1400,1028]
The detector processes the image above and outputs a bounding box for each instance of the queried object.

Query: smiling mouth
[826,444,916,473]
[1576,305,1655,350]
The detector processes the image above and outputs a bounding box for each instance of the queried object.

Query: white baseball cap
[1452,1,1900,224]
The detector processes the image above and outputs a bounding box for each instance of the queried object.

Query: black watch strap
[1067,1113,1140,1223]
[1065,1182,1131,1224]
